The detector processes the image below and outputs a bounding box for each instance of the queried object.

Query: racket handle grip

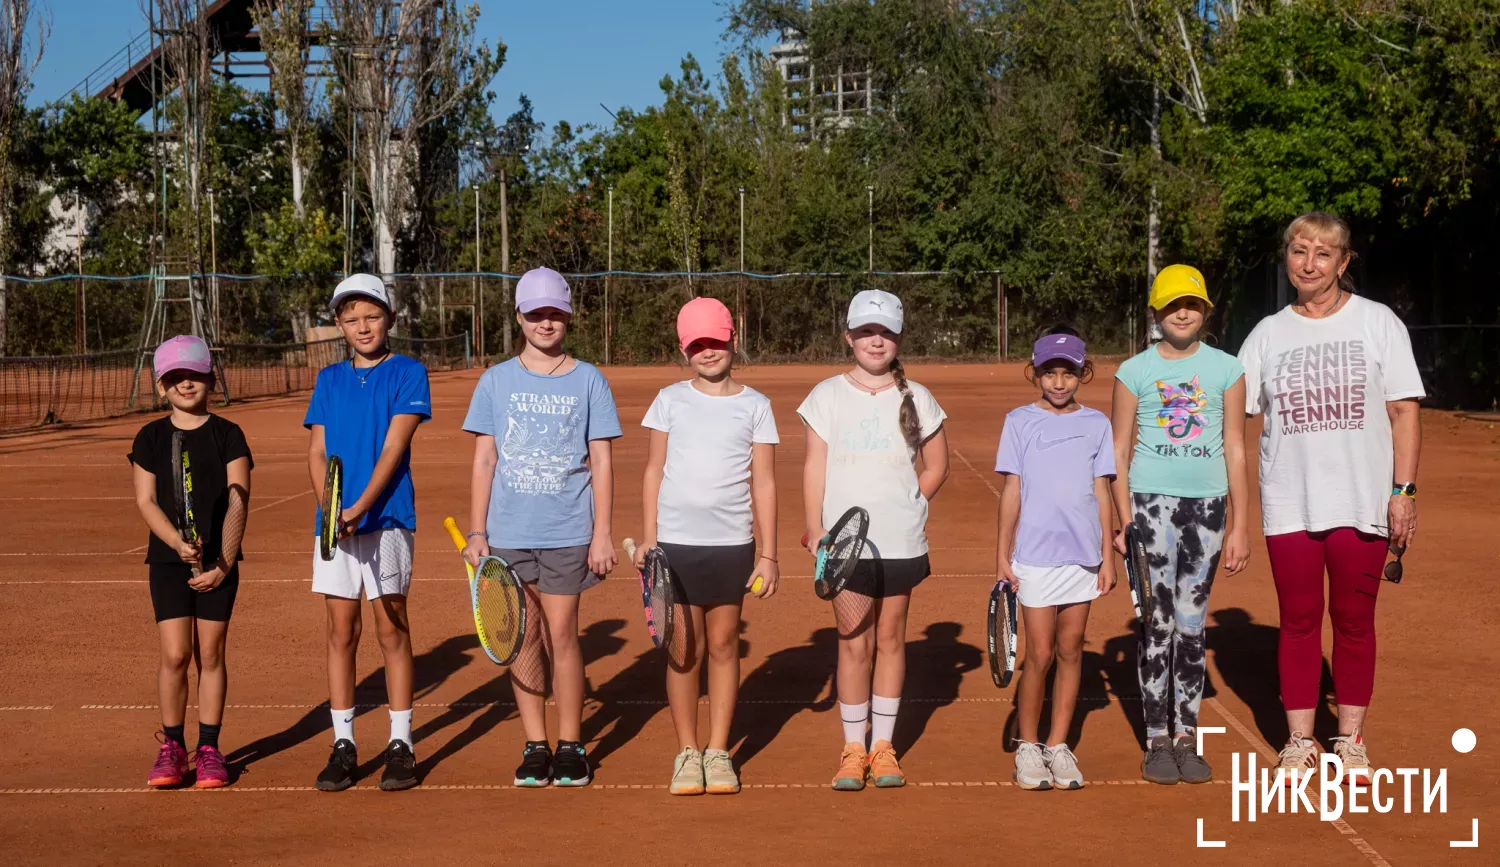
[622,538,638,561]
[443,517,469,554]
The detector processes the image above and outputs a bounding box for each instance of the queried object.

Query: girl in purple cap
[995,324,1116,790]
[129,335,253,789]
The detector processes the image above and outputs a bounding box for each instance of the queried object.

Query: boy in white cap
[796,288,951,790]
[130,335,253,788]
[305,274,432,792]
[461,267,622,787]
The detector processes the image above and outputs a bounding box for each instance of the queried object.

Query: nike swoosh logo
[343,717,354,724]
[1037,435,1084,451]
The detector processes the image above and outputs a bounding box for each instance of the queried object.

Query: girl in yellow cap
[1109,265,1250,785]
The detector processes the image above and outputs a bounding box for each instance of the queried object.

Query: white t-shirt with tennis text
[796,375,947,560]
[641,381,780,546]
[1238,294,1425,537]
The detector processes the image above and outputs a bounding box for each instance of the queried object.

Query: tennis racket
[986,578,1018,688]
[813,507,869,601]
[170,431,202,577]
[443,517,527,666]
[622,538,676,654]
[1123,525,1153,631]
[319,455,343,562]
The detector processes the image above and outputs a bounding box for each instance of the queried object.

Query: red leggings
[1266,528,1386,710]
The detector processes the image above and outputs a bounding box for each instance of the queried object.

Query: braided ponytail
[890,357,922,457]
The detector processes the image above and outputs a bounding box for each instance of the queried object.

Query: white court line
[950,447,1002,500]
[0,545,997,558]
[71,696,1131,711]
[0,572,999,585]
[0,706,52,711]
[0,779,1222,795]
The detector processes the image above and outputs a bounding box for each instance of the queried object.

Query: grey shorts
[494,545,602,596]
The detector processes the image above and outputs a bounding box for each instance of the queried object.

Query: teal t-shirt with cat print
[1115,343,1245,498]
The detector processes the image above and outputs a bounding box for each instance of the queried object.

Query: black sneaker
[514,740,552,788]
[553,740,592,787]
[379,739,419,791]
[315,739,358,791]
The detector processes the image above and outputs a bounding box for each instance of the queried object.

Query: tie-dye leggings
[1131,493,1228,739]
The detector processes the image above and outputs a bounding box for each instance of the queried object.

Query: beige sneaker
[703,748,740,794]
[1332,734,1371,785]
[1276,732,1319,787]
[670,746,704,796]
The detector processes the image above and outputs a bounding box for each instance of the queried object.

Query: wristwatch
[1391,483,1416,499]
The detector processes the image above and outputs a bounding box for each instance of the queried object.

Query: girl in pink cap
[638,297,780,796]
[129,335,253,788]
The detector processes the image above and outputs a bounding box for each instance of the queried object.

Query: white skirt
[1011,561,1101,608]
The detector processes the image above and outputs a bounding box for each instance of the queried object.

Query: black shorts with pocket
[842,555,931,599]
[149,563,240,622]
[657,542,756,607]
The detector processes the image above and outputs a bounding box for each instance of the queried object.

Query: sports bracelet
[466,531,488,539]
[758,554,777,562]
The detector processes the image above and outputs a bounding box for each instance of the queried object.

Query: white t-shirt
[796,375,947,560]
[641,381,780,546]
[1238,294,1425,537]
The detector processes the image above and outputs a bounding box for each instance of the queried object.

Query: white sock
[389,708,413,748]
[331,708,355,745]
[839,701,869,746]
[870,695,900,745]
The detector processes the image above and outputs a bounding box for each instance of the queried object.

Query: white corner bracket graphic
[1197,817,1226,849]
[1197,726,1226,756]
[1450,818,1479,849]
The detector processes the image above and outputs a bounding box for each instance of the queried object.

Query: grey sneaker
[1013,741,1052,790]
[1043,743,1085,790]
[703,748,740,794]
[1141,735,1180,785]
[1174,735,1213,783]
[669,746,704,796]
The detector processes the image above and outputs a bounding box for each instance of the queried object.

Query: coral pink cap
[676,297,734,351]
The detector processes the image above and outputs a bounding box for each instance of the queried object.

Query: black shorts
[149,563,240,622]
[657,542,756,607]
[842,555,931,599]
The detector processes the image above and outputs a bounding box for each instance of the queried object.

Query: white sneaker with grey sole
[1013,741,1052,790]
[1044,743,1085,790]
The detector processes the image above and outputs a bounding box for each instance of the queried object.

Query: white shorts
[312,528,415,600]
[1012,560,1100,608]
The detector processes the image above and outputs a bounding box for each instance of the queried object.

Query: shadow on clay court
[412,618,632,780]
[1205,607,1339,746]
[225,632,480,784]
[999,618,1144,753]
[892,622,983,757]
[726,626,839,770]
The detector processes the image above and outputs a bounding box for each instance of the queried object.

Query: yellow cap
[1149,264,1212,310]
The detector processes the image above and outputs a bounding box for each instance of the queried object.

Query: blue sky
[30,1,735,133]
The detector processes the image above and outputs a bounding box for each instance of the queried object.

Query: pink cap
[153,335,212,380]
[677,297,734,350]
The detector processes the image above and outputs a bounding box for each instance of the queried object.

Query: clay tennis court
[1,362,1495,865]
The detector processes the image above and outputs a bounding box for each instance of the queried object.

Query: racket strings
[475,561,525,663]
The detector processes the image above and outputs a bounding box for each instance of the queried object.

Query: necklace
[1298,288,1347,319]
[351,352,391,388]
[520,353,569,376]
[844,371,895,395]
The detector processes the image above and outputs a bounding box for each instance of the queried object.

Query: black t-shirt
[128,414,254,565]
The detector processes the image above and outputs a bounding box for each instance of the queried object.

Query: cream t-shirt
[796,375,947,560]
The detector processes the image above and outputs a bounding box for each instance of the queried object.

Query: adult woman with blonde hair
[1237,212,1423,786]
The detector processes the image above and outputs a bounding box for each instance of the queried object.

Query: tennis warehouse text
[1229,753,1447,821]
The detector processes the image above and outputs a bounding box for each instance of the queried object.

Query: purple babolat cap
[514,267,573,314]
[153,334,213,380]
[1032,333,1086,368]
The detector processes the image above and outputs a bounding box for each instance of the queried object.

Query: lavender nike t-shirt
[994,403,1116,568]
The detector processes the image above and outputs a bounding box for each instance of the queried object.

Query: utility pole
[207,186,218,340]
[605,183,614,365]
[866,185,874,273]
[738,186,746,341]
[474,181,483,360]
[500,165,510,358]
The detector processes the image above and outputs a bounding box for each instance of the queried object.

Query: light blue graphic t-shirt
[1115,342,1245,498]
[462,358,623,548]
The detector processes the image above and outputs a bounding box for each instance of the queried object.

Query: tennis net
[0,332,471,433]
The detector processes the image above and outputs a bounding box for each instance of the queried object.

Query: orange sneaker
[868,740,906,788]
[831,742,868,791]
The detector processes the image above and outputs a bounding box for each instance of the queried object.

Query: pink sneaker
[194,745,230,789]
[148,735,188,787]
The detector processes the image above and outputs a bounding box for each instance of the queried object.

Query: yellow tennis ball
[750,576,764,594]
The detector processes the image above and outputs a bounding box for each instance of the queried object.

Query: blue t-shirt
[303,354,431,535]
[994,404,1115,568]
[1115,343,1245,498]
[462,358,623,548]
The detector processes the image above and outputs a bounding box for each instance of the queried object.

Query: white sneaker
[1044,743,1085,790]
[1277,732,1319,788]
[702,748,740,794]
[669,746,704,796]
[1331,734,1371,785]
[1013,741,1052,790]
